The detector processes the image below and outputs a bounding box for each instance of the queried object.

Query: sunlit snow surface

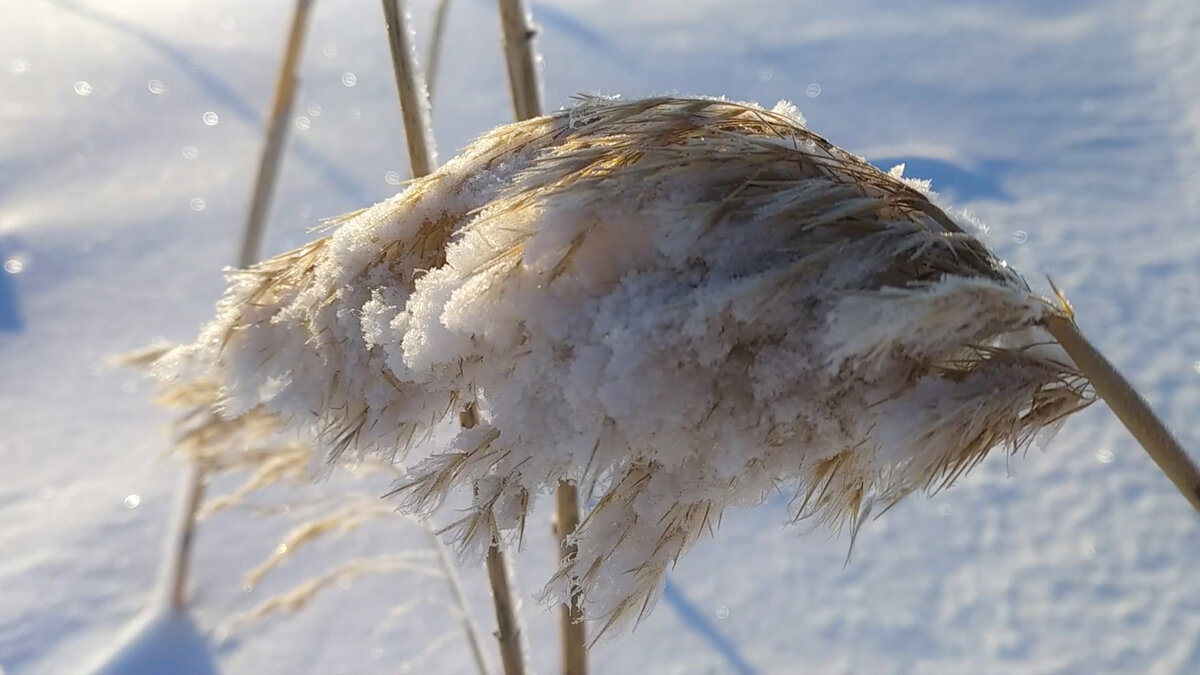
[1,0,1199,673]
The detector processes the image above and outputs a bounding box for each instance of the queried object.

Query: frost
[153,96,1091,632]
[771,99,806,127]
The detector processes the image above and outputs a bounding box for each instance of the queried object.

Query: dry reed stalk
[486,521,527,675]
[382,4,527,670]
[381,0,436,177]
[167,463,206,610]
[553,481,586,675]
[494,0,587,670]
[496,0,542,121]
[463,402,527,675]
[165,0,314,610]
[1044,314,1200,513]
[239,0,314,269]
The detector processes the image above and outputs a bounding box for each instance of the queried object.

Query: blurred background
[1,0,1199,673]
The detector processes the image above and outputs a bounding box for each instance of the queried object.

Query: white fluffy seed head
[153,95,1092,634]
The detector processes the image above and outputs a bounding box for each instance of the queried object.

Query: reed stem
[166,463,206,610]
[554,481,587,675]
[169,0,314,610]
[381,0,436,178]
[1046,314,1200,514]
[239,0,314,269]
[496,0,543,121]
[380,4,527,672]
[495,1,588,671]
[485,523,527,675]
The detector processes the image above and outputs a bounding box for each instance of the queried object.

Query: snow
[2,0,1199,673]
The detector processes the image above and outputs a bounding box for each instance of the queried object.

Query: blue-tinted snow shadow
[869,156,1017,203]
[0,239,22,332]
[46,0,369,204]
[662,578,760,675]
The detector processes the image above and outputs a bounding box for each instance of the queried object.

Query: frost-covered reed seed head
[152,96,1092,633]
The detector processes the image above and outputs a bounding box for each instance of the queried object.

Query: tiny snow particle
[202,111,219,126]
[1080,536,1097,559]
[715,606,730,620]
[3,259,23,274]
[758,67,774,82]
[385,171,403,185]
[122,380,138,394]
[1096,449,1115,464]
[190,198,206,212]
[322,42,338,58]
[1011,230,1028,244]
[341,72,357,87]
[147,79,166,94]
[182,146,199,160]
[123,494,141,508]
[805,83,821,97]
[74,81,92,96]
[9,59,30,74]
[295,115,311,131]
[306,102,322,117]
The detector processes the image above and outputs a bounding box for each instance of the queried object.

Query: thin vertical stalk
[380,3,527,669]
[381,0,436,178]
[379,3,525,671]
[238,0,314,269]
[166,463,206,610]
[496,0,543,121]
[485,522,527,675]
[463,403,528,675]
[495,1,587,672]
[554,481,586,675]
[167,0,314,610]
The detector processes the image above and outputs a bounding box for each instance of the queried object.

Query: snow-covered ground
[2,0,1199,673]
